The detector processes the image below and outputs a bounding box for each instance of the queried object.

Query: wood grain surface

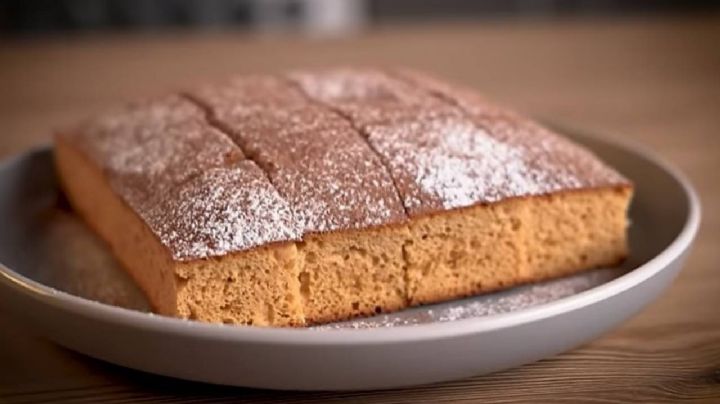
[1,15,719,403]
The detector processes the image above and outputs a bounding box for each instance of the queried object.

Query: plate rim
[0,129,701,345]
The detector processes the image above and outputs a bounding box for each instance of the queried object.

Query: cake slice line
[183,85,413,324]
[282,77,412,219]
[390,69,633,284]
[181,93,277,199]
[282,75,419,310]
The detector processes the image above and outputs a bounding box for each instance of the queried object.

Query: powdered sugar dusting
[292,68,630,216]
[148,163,301,260]
[61,69,630,261]
[64,95,245,210]
[290,68,452,128]
[481,117,629,189]
[397,68,630,189]
[290,68,430,106]
[69,96,242,182]
[366,116,551,214]
[190,77,408,234]
[61,96,302,260]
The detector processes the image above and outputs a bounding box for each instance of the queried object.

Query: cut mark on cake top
[62,95,303,260]
[285,71,413,220]
[61,69,631,260]
[186,75,408,235]
[392,68,631,189]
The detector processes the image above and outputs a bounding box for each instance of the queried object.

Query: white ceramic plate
[0,127,700,391]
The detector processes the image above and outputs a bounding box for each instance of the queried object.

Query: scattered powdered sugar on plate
[313,267,627,329]
[31,209,151,312]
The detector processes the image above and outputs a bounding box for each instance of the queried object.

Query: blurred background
[1,0,719,168]
[1,0,719,36]
[1,1,720,400]
[0,0,719,155]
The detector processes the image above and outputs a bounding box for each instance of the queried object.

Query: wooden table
[1,16,719,403]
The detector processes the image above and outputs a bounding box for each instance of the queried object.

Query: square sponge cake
[54,68,632,326]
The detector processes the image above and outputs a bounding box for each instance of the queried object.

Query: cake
[54,68,632,326]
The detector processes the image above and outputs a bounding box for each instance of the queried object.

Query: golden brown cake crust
[54,68,633,327]
[186,77,408,234]
[289,68,630,217]
[57,96,302,261]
